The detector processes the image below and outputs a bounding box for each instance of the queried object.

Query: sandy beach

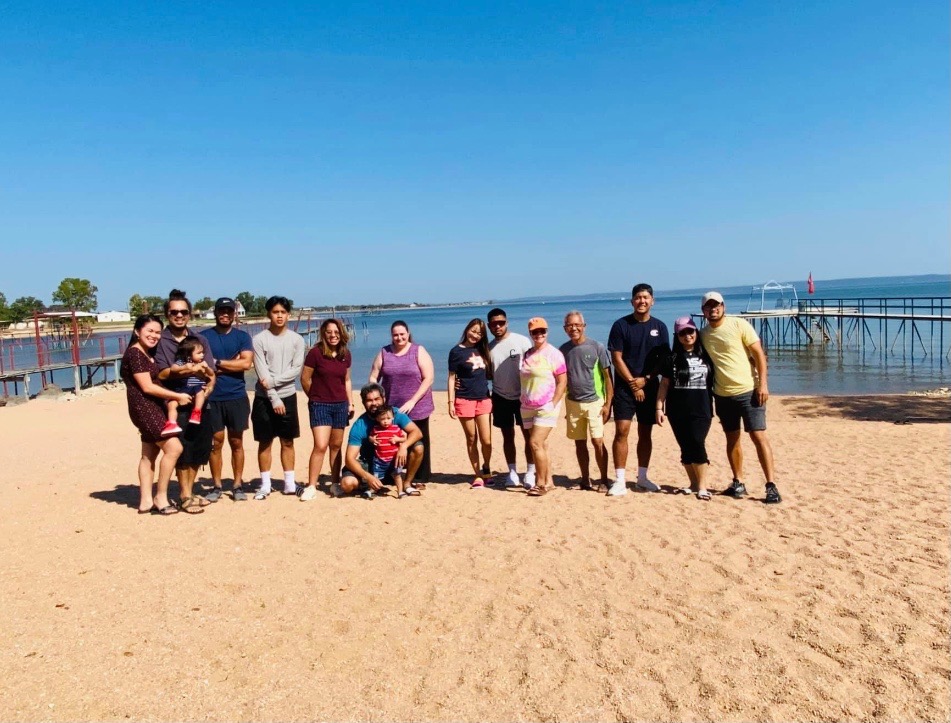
[1,387,948,722]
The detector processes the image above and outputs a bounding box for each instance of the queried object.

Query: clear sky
[1,1,947,310]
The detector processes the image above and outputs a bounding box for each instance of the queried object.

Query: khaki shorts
[565,398,605,440]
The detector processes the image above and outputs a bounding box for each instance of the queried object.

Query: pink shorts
[453,397,492,418]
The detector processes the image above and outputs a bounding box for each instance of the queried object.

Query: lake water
[4,274,950,397]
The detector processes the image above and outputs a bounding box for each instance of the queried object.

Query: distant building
[96,311,131,323]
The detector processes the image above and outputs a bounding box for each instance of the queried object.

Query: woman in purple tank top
[369,320,435,484]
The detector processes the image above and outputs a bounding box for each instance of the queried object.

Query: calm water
[4,274,950,397]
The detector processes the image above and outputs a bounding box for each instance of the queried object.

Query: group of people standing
[120,283,783,515]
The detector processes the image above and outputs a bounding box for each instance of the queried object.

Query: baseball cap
[214,297,237,310]
[673,316,698,334]
[527,317,548,331]
[701,291,724,307]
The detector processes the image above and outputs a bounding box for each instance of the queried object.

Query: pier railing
[735,296,951,358]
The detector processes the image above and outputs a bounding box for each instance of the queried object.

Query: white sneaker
[636,478,660,492]
[505,471,520,488]
[606,481,628,497]
[299,485,317,502]
[522,471,536,490]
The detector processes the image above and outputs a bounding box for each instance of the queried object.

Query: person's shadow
[90,481,184,509]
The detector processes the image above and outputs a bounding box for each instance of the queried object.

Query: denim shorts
[308,400,349,429]
[714,392,767,433]
[371,457,406,480]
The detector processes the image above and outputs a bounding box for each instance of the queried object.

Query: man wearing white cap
[699,291,782,504]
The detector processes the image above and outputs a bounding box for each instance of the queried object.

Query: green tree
[235,291,255,314]
[0,292,8,321]
[52,277,98,312]
[128,294,146,315]
[194,296,215,313]
[251,295,268,316]
[143,295,165,314]
[8,296,45,323]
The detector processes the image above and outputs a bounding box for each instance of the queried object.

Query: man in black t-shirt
[606,283,670,496]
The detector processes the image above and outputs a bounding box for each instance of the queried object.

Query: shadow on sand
[779,395,950,424]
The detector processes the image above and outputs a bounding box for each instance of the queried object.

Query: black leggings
[668,413,711,465]
[414,416,431,482]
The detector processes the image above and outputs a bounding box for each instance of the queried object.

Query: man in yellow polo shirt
[699,291,782,504]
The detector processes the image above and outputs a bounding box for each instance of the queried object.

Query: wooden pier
[725,297,951,358]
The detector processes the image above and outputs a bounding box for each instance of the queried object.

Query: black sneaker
[765,483,782,504]
[721,479,747,498]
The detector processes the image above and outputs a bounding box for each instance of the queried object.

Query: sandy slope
[1,388,948,721]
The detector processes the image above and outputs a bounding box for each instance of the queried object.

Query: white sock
[527,463,536,474]
[508,463,517,473]
[283,471,296,492]
[507,464,519,483]
[615,468,626,484]
[637,466,649,482]
[259,472,272,490]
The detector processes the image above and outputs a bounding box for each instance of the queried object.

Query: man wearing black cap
[200,297,255,502]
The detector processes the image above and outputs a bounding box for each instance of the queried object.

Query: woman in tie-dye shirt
[519,317,567,497]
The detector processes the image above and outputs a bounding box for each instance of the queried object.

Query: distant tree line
[126,291,292,317]
[0,277,98,323]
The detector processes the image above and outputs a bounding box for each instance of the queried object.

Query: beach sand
[1,388,948,721]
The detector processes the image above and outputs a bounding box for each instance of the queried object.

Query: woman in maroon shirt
[119,314,194,515]
[298,318,354,501]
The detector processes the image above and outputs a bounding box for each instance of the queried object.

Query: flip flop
[673,487,693,495]
[151,505,179,516]
[178,497,205,514]
[526,486,549,497]
[697,490,712,501]
[138,506,157,515]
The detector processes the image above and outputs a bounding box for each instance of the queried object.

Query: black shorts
[668,413,712,465]
[714,392,767,433]
[251,394,301,442]
[205,396,251,435]
[613,379,658,425]
[176,404,213,469]
[491,393,523,429]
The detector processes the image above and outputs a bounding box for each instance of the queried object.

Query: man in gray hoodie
[251,296,306,499]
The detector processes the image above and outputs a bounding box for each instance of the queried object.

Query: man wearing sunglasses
[486,308,536,488]
[699,291,782,504]
[155,289,216,512]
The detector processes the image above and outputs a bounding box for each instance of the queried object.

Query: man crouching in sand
[335,383,424,499]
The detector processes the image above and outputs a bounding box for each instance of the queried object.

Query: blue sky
[1,1,947,310]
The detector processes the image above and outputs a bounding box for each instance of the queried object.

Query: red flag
[807,272,815,295]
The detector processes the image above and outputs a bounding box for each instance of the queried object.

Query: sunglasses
[530,329,548,336]
[488,320,507,327]
[168,309,190,317]
[677,328,696,336]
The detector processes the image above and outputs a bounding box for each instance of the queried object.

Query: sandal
[151,504,179,516]
[178,496,205,514]
[697,489,712,501]
[403,487,421,496]
[673,487,693,495]
[526,486,549,497]
[138,506,157,515]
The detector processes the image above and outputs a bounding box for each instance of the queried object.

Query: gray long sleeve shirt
[252,328,306,408]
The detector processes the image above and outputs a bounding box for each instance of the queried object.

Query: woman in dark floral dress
[120,314,193,515]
